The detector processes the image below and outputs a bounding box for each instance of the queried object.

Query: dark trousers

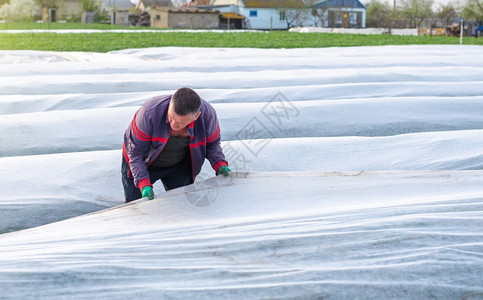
[121,155,193,203]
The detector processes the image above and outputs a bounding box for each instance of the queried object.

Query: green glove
[142,186,154,200]
[217,166,231,176]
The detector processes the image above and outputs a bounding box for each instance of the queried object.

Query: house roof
[101,0,135,10]
[137,0,173,8]
[220,12,246,19]
[242,0,306,9]
[151,6,219,13]
[311,0,366,9]
[183,0,212,6]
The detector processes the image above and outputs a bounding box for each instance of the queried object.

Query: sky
[122,0,464,10]
[365,0,466,9]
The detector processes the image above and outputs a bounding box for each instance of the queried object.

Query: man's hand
[142,186,154,200]
[217,166,231,176]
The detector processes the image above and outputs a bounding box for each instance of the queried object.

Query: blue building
[211,0,307,30]
[311,0,366,28]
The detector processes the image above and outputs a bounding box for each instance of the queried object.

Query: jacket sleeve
[126,106,153,189]
[204,105,228,173]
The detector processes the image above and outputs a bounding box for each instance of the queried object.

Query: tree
[80,0,109,23]
[309,6,328,27]
[435,3,458,26]
[366,0,392,27]
[81,0,98,11]
[398,0,434,27]
[461,0,483,21]
[0,0,37,21]
[33,0,57,8]
[269,0,307,29]
[284,8,307,28]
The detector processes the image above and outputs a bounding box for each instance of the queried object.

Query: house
[219,12,246,29]
[103,0,136,10]
[131,0,172,26]
[185,0,246,29]
[136,0,173,11]
[211,0,307,30]
[42,7,58,23]
[311,0,366,28]
[111,9,132,26]
[102,0,136,25]
[150,7,220,29]
[41,0,83,22]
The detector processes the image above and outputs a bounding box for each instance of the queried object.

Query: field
[1,45,482,299]
[1,19,483,299]
[0,22,482,52]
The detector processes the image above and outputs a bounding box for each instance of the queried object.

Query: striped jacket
[122,95,228,190]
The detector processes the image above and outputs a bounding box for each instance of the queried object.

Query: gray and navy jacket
[122,95,228,190]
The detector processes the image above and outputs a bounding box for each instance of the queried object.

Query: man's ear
[193,111,201,121]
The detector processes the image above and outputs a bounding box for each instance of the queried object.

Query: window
[156,15,160,20]
[336,13,342,24]
[349,13,357,25]
[280,10,286,21]
[249,10,258,17]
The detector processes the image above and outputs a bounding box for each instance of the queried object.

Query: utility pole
[460,18,463,45]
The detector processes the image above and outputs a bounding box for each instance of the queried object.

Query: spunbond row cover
[0,45,482,299]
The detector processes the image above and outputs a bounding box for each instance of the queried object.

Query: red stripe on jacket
[131,114,151,142]
[132,113,169,143]
[190,125,220,148]
[206,124,220,143]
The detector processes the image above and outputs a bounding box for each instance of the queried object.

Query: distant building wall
[111,11,131,26]
[239,7,288,30]
[328,9,365,28]
[57,0,83,21]
[151,9,169,27]
[150,8,220,29]
[42,8,58,22]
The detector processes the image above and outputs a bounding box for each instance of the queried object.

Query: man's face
[167,104,200,131]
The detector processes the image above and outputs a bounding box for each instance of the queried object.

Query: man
[121,87,230,203]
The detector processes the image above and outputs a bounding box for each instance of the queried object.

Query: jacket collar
[165,110,198,137]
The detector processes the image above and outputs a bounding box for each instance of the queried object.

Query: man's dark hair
[171,87,201,116]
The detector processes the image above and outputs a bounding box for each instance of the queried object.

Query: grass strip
[0,30,482,52]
